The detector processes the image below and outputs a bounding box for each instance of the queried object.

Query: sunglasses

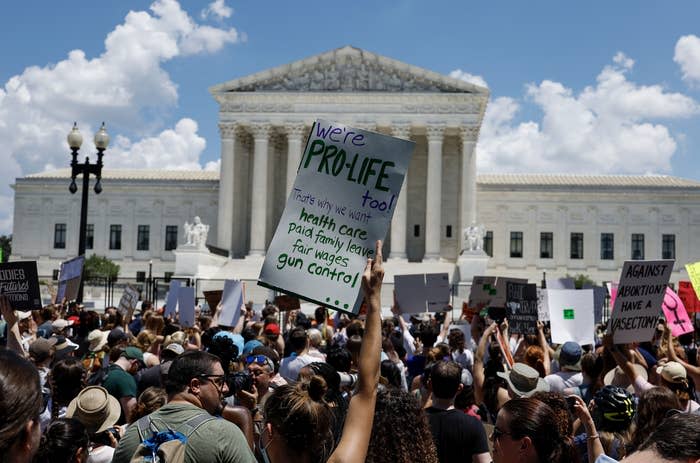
[490,426,513,441]
[246,355,274,370]
[198,374,227,389]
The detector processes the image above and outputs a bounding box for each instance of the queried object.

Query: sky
[1,1,700,235]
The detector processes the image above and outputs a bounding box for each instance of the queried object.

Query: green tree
[0,235,11,263]
[83,255,120,283]
[565,273,595,289]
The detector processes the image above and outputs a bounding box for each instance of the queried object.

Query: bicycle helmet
[594,385,635,427]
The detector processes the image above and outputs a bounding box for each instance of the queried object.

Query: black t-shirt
[425,407,489,463]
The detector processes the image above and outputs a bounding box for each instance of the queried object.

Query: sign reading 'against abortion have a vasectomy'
[259,120,415,314]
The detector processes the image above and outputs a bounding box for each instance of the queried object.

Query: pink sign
[607,282,619,310]
[662,287,694,337]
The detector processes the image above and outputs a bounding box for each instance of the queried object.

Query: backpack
[129,412,215,463]
[86,361,110,386]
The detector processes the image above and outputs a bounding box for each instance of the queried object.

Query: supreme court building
[11,46,700,289]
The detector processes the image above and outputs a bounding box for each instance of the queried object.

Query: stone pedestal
[457,250,490,282]
[173,246,229,279]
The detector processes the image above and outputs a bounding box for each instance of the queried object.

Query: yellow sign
[684,261,700,300]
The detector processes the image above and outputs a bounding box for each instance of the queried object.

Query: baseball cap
[163,343,185,356]
[29,337,57,362]
[558,342,583,371]
[52,318,74,332]
[107,328,128,346]
[121,346,145,363]
[264,323,281,336]
[657,361,687,384]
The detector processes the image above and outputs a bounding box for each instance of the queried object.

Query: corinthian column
[459,126,479,252]
[284,122,307,195]
[424,124,444,261]
[217,123,237,253]
[389,124,412,260]
[248,122,271,256]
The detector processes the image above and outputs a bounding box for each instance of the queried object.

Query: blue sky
[1,1,699,234]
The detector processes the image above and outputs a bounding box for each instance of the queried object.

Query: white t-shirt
[88,445,115,463]
[279,353,319,382]
[544,371,583,392]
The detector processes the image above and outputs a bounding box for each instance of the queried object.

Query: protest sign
[395,273,450,314]
[219,280,244,327]
[606,281,619,310]
[685,261,700,300]
[593,286,607,324]
[662,287,694,337]
[547,289,595,346]
[608,260,674,344]
[203,290,223,312]
[178,286,195,328]
[505,282,538,335]
[274,295,301,312]
[259,119,414,314]
[546,277,575,290]
[164,280,181,317]
[461,301,479,322]
[0,261,42,310]
[117,284,139,319]
[536,288,550,321]
[55,256,84,303]
[678,281,700,313]
[491,277,528,308]
[468,276,497,310]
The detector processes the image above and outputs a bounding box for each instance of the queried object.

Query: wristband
[587,434,599,440]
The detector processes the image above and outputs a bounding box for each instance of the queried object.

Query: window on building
[413,225,420,237]
[631,233,645,260]
[137,225,150,251]
[109,225,122,250]
[570,233,584,259]
[510,231,523,258]
[85,224,94,250]
[446,225,452,238]
[52,269,60,281]
[601,233,614,260]
[53,223,66,249]
[540,232,553,259]
[165,225,178,251]
[484,231,493,257]
[136,271,146,282]
[662,234,676,260]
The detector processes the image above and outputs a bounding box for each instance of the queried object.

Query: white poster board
[164,280,181,317]
[536,288,550,321]
[468,276,497,310]
[178,286,195,328]
[219,280,244,327]
[259,119,415,314]
[609,260,674,344]
[547,289,595,346]
[426,273,451,312]
[395,273,450,314]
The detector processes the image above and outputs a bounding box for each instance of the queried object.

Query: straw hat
[87,329,109,352]
[603,364,648,394]
[66,386,121,435]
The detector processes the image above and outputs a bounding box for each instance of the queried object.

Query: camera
[338,372,358,388]
[228,371,254,394]
[487,306,507,325]
[91,427,121,446]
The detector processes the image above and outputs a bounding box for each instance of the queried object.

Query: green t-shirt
[112,402,256,463]
[103,364,138,400]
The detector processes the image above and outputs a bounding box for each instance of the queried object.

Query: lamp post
[147,259,153,302]
[67,122,109,304]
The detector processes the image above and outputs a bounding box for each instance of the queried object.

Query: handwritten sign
[678,281,700,313]
[491,277,528,308]
[536,288,550,321]
[0,261,41,310]
[685,261,700,300]
[608,260,674,344]
[506,282,538,335]
[55,256,84,303]
[547,289,595,346]
[468,276,497,311]
[259,120,414,314]
[117,284,139,319]
[662,287,694,337]
[219,280,244,327]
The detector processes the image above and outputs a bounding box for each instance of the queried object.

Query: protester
[545,341,584,391]
[128,386,167,424]
[102,346,143,423]
[64,386,121,463]
[32,418,89,463]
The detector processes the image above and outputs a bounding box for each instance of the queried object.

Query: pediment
[210,46,489,94]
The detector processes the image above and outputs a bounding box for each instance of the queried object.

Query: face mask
[259,427,272,463]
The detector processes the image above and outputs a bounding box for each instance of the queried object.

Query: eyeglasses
[198,374,227,390]
[490,426,513,441]
[246,355,274,370]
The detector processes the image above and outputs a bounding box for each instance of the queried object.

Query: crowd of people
[1,239,700,463]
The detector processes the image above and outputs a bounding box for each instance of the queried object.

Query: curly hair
[366,388,437,463]
[524,345,546,378]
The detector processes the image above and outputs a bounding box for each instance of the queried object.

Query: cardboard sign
[505,282,539,335]
[164,280,181,317]
[547,289,595,346]
[258,119,415,314]
[203,290,223,312]
[468,276,497,310]
[395,273,451,314]
[662,287,694,337]
[546,277,575,290]
[491,277,528,308]
[608,260,674,344]
[274,295,301,312]
[55,256,84,303]
[685,261,700,300]
[219,280,244,327]
[117,284,140,319]
[0,261,42,310]
[178,286,195,328]
[536,288,550,321]
[678,281,700,313]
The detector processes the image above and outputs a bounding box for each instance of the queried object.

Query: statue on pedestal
[463,223,486,252]
[184,216,209,250]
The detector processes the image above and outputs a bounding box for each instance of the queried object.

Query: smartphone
[565,396,577,411]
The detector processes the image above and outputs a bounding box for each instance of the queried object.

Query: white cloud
[675,34,700,85]
[0,0,240,234]
[201,0,233,20]
[449,69,488,88]
[478,54,698,174]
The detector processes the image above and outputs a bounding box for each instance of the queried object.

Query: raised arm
[473,322,498,405]
[327,240,383,463]
[571,395,605,463]
[666,327,700,380]
[0,297,27,357]
[536,321,551,375]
